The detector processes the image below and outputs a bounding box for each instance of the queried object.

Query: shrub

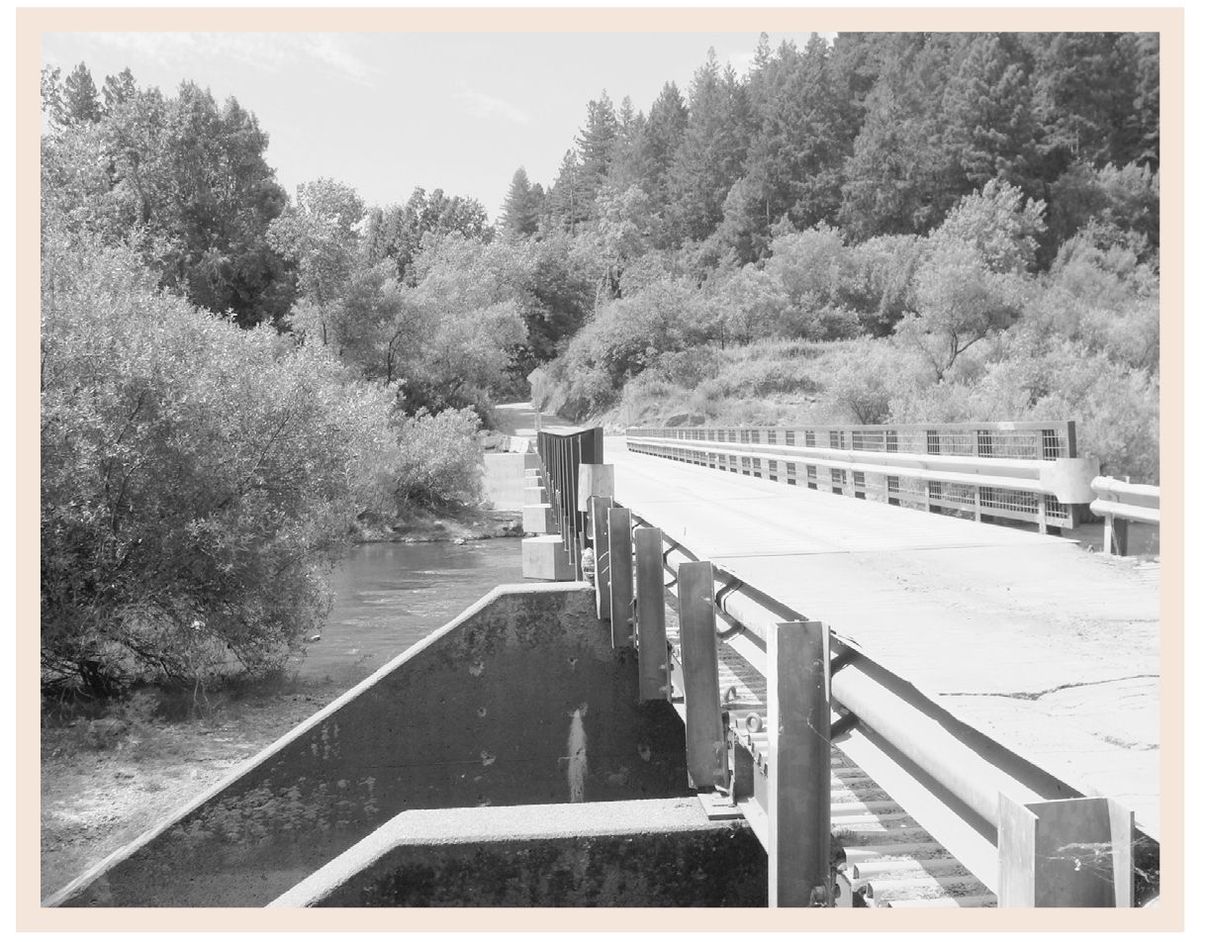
[41,230,402,694]
[391,407,484,509]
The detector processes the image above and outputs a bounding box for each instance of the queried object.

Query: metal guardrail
[1090,475,1160,556]
[535,425,604,580]
[573,490,1158,908]
[626,421,1099,533]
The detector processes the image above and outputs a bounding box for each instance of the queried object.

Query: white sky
[42,30,819,221]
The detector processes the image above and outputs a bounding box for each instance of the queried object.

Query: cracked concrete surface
[608,438,1162,838]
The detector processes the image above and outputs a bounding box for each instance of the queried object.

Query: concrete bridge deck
[605,437,1162,839]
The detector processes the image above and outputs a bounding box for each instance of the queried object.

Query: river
[291,540,523,688]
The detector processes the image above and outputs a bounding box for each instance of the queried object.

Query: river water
[290,540,523,688]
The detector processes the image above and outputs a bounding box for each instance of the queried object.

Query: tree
[545,150,587,235]
[395,235,530,411]
[1027,32,1158,174]
[102,67,138,113]
[40,227,402,694]
[267,177,366,341]
[1044,161,1159,265]
[636,82,689,211]
[575,91,620,211]
[507,234,595,382]
[741,35,849,246]
[667,51,753,243]
[940,34,1042,194]
[40,66,66,127]
[580,184,654,301]
[368,187,494,283]
[61,62,102,125]
[839,34,964,240]
[895,239,1026,382]
[712,264,788,346]
[931,178,1047,273]
[500,167,542,239]
[44,73,296,327]
[761,225,862,340]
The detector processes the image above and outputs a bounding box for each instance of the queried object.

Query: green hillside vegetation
[514,33,1160,484]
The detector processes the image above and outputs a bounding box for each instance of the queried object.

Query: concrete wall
[49,583,688,908]
[481,452,529,512]
[271,799,766,908]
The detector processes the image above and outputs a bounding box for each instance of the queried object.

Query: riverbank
[41,675,347,900]
[41,534,526,900]
[353,505,524,544]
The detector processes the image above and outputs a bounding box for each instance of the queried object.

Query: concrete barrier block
[523,453,540,470]
[523,504,557,535]
[577,464,615,511]
[524,485,547,505]
[1040,457,1102,504]
[522,536,575,581]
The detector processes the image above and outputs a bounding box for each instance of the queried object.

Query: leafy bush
[41,231,402,694]
[888,327,1159,482]
[391,408,484,508]
[817,338,928,425]
[1046,161,1159,265]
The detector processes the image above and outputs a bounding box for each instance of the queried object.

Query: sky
[42,30,821,221]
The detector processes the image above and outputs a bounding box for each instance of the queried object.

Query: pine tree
[941,34,1041,193]
[61,62,102,125]
[102,67,138,113]
[636,82,688,209]
[40,66,65,127]
[838,34,964,240]
[546,150,586,235]
[575,92,620,213]
[501,166,541,238]
[741,34,849,242]
[1027,32,1154,173]
[667,50,752,243]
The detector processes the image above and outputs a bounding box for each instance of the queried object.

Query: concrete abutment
[48,584,698,908]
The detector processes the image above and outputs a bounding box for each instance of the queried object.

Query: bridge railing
[626,421,1099,534]
[1090,475,1160,556]
[534,425,604,579]
[581,491,1155,908]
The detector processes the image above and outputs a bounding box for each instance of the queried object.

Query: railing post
[588,495,613,620]
[1104,512,1129,556]
[607,507,634,649]
[634,526,669,701]
[768,619,832,907]
[998,794,1134,907]
[677,561,726,791]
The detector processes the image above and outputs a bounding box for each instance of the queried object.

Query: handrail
[631,420,1078,459]
[535,426,604,579]
[627,422,1100,534]
[1090,475,1160,556]
[609,504,1158,907]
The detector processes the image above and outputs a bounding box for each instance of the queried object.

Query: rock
[663,412,704,427]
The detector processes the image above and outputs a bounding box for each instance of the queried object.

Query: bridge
[518,416,1161,908]
[44,409,1163,911]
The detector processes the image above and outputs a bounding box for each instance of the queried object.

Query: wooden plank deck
[609,438,1161,838]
